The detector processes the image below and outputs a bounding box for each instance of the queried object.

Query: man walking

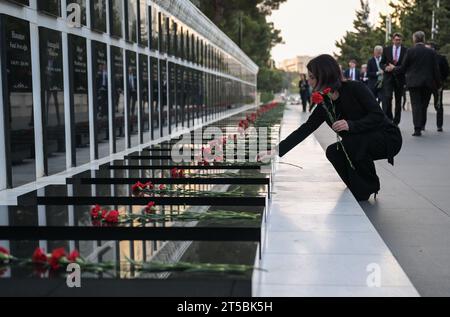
[381,33,408,125]
[387,31,441,137]
[426,42,449,132]
[367,45,384,104]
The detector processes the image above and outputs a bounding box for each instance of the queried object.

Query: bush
[260,91,274,104]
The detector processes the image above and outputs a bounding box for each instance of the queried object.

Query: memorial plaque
[150,6,158,51]
[0,15,35,188]
[138,0,148,47]
[126,50,138,146]
[39,27,65,176]
[110,46,125,153]
[125,0,137,43]
[37,0,61,17]
[159,59,167,136]
[139,54,150,142]
[109,0,123,38]
[68,34,89,167]
[150,57,159,138]
[90,0,107,33]
[92,40,109,158]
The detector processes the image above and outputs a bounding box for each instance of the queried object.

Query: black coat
[279,81,401,162]
[367,57,382,91]
[343,69,360,81]
[381,45,407,86]
[395,43,441,89]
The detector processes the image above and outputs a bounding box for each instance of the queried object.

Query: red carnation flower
[48,248,67,270]
[32,247,48,264]
[159,184,166,191]
[323,88,332,95]
[312,92,324,105]
[0,246,9,256]
[67,250,80,262]
[105,210,119,224]
[132,182,146,192]
[90,204,102,219]
[145,202,157,214]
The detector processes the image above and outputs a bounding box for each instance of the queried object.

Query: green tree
[195,0,287,96]
[335,0,384,69]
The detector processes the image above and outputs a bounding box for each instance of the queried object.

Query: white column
[61,1,73,169]
[87,39,96,161]
[30,22,45,179]
[106,0,114,154]
[62,35,73,169]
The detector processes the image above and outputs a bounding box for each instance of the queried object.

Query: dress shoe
[412,131,422,137]
[438,127,443,132]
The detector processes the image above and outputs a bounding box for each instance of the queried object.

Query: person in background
[360,64,369,86]
[367,45,384,105]
[344,59,360,81]
[381,33,408,125]
[299,74,311,113]
[387,31,441,136]
[426,42,449,132]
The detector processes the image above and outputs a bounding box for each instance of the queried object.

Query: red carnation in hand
[105,210,119,224]
[312,92,324,105]
[32,247,48,264]
[323,88,332,95]
[48,248,67,270]
[67,250,80,262]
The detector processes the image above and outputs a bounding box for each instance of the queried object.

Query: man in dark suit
[426,42,449,132]
[344,60,360,82]
[381,33,408,125]
[367,45,384,104]
[388,31,441,136]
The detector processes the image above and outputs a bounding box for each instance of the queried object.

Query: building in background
[278,55,315,74]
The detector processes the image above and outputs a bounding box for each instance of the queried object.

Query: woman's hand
[332,120,349,133]
[256,149,278,163]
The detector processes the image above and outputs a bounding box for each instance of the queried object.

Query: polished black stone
[68,34,89,167]
[90,0,107,33]
[0,15,35,188]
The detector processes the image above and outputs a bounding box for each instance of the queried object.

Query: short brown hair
[392,32,403,39]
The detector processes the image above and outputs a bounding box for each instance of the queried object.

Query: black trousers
[426,88,444,129]
[409,87,433,131]
[383,78,404,124]
[325,130,402,201]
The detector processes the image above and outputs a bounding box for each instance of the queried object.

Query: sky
[268,0,396,64]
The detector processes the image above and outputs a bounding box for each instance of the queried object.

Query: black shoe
[412,131,422,137]
[438,127,443,132]
[421,127,426,131]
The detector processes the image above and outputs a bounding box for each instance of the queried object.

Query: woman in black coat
[261,55,403,201]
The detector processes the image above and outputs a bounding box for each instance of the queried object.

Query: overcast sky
[268,0,396,63]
